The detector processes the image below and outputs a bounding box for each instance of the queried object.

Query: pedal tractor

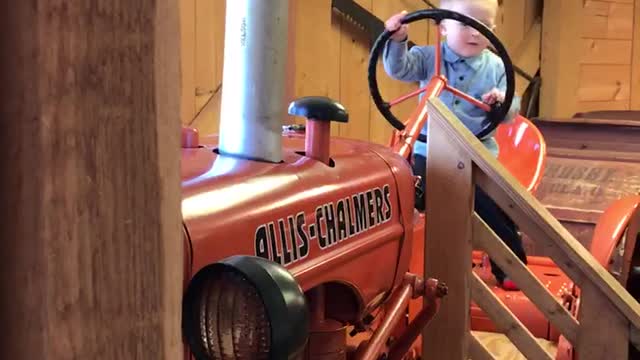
[180,6,640,359]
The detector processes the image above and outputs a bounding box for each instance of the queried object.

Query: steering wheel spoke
[388,85,434,107]
[443,85,492,112]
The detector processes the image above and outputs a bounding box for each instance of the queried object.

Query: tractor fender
[368,146,418,289]
[589,195,640,267]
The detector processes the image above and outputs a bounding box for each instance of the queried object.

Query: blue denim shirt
[383,40,520,158]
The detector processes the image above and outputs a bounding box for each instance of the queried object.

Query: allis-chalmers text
[254,184,393,266]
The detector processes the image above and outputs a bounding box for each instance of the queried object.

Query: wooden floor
[473,331,558,359]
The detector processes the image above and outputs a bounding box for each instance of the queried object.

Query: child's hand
[385,11,409,41]
[482,88,505,105]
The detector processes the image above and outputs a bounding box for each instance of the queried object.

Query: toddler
[383,0,526,290]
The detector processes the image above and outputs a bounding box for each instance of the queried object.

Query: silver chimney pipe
[218,0,289,163]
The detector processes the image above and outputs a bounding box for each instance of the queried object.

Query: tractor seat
[495,115,547,193]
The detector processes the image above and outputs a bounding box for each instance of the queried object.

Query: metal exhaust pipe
[218,0,289,163]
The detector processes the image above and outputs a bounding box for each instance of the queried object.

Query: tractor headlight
[182,256,309,360]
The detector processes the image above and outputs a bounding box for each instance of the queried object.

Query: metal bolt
[457,162,465,169]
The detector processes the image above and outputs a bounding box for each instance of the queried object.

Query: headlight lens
[186,267,271,359]
[183,256,309,360]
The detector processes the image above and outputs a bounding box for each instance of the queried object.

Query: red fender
[589,195,640,268]
[556,194,640,360]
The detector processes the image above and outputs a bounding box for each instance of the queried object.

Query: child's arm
[382,40,432,82]
[381,11,433,82]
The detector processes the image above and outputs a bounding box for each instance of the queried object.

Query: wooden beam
[470,274,555,360]
[0,1,183,358]
[423,104,474,360]
[578,282,629,359]
[472,214,580,346]
[428,97,640,331]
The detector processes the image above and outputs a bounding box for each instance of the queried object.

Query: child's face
[439,1,497,58]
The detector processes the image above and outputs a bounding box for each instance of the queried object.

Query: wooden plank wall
[296,0,433,144]
[179,0,541,145]
[180,0,225,135]
[541,0,640,118]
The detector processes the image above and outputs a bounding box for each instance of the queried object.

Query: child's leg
[412,154,427,212]
[412,154,527,285]
[474,187,528,284]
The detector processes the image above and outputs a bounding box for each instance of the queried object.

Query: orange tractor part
[180,110,640,360]
[179,5,640,360]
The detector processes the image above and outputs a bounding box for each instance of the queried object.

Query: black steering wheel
[368,8,516,142]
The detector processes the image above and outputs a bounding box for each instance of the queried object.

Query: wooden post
[0,1,183,359]
[577,283,629,359]
[423,101,474,359]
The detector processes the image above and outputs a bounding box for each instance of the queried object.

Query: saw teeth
[332,9,366,29]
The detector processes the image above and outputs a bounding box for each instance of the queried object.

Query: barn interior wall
[179,0,640,143]
[541,0,640,118]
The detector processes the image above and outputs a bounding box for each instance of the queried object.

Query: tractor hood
[180,130,417,301]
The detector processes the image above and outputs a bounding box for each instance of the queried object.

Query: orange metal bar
[357,283,413,360]
[387,279,446,360]
[444,85,491,111]
[389,85,433,107]
[305,120,331,165]
[392,76,446,159]
[434,26,441,77]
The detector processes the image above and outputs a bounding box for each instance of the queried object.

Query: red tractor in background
[180,2,640,359]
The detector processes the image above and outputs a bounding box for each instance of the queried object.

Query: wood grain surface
[0,1,183,358]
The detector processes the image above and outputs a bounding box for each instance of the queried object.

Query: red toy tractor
[179,5,640,359]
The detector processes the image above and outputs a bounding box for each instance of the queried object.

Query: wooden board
[423,111,474,360]
[429,98,640,337]
[581,39,633,65]
[337,0,373,141]
[531,158,640,253]
[537,158,640,213]
[180,0,196,125]
[0,0,183,358]
[541,0,640,118]
[526,119,640,254]
[472,331,558,360]
[540,0,583,118]
[583,1,634,40]
[470,332,497,360]
[186,0,226,134]
[470,274,555,360]
[294,1,342,134]
[577,64,631,103]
